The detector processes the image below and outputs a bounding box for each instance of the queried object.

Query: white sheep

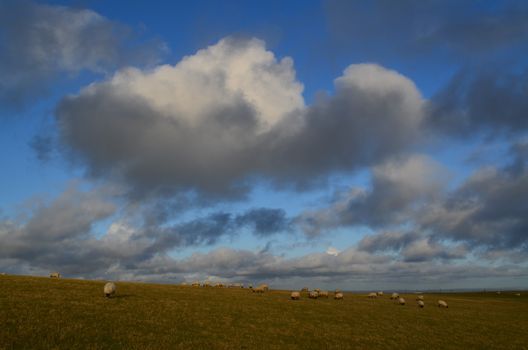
[319,291,329,298]
[398,297,406,305]
[515,293,521,296]
[104,282,116,298]
[334,292,344,300]
[49,272,61,278]
[368,292,378,298]
[438,300,448,308]
[309,291,319,299]
[291,291,300,300]
[377,291,384,296]
[417,300,425,308]
[416,295,424,301]
[391,292,399,300]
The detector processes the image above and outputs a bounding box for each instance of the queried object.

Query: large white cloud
[100,37,304,130]
[57,37,425,198]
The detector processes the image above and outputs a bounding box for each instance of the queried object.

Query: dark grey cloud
[56,38,424,200]
[0,185,116,273]
[296,148,528,255]
[325,1,528,137]
[421,161,528,251]
[507,140,528,176]
[358,231,420,253]
[29,134,53,162]
[357,231,467,263]
[324,0,528,61]
[235,208,291,237]
[428,69,528,136]
[0,0,165,109]
[0,183,297,276]
[297,155,447,236]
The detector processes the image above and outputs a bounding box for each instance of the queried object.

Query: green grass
[1,275,527,349]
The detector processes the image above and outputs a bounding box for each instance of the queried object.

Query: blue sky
[1,0,527,290]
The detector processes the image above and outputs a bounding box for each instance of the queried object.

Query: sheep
[416,295,424,301]
[253,286,265,293]
[309,291,319,299]
[515,293,521,296]
[49,272,61,278]
[104,282,116,298]
[438,300,448,308]
[314,288,321,293]
[319,291,329,298]
[417,300,425,308]
[368,292,378,298]
[334,292,344,300]
[291,291,300,300]
[260,284,269,291]
[398,297,406,305]
[377,291,384,296]
[390,292,399,300]
[191,281,200,287]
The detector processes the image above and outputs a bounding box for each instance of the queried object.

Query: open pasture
[1,275,527,349]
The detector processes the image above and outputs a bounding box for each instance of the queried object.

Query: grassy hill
[1,274,527,349]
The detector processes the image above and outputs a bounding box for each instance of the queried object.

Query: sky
[1,0,527,291]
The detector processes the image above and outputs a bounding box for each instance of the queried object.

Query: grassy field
[1,275,527,349]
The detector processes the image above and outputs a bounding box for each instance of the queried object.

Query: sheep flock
[35,272,523,308]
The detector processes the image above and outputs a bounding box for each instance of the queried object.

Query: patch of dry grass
[1,275,527,349]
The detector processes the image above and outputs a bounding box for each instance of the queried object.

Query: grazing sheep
[191,281,200,287]
[319,291,329,298]
[334,292,344,300]
[438,300,448,308]
[515,293,521,296]
[49,272,61,278]
[398,297,406,305]
[368,292,378,298]
[291,291,300,300]
[417,300,425,308]
[314,288,321,293]
[260,284,269,291]
[309,291,319,299]
[377,291,384,296]
[104,282,116,298]
[416,295,424,301]
[253,286,265,293]
[391,292,399,300]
